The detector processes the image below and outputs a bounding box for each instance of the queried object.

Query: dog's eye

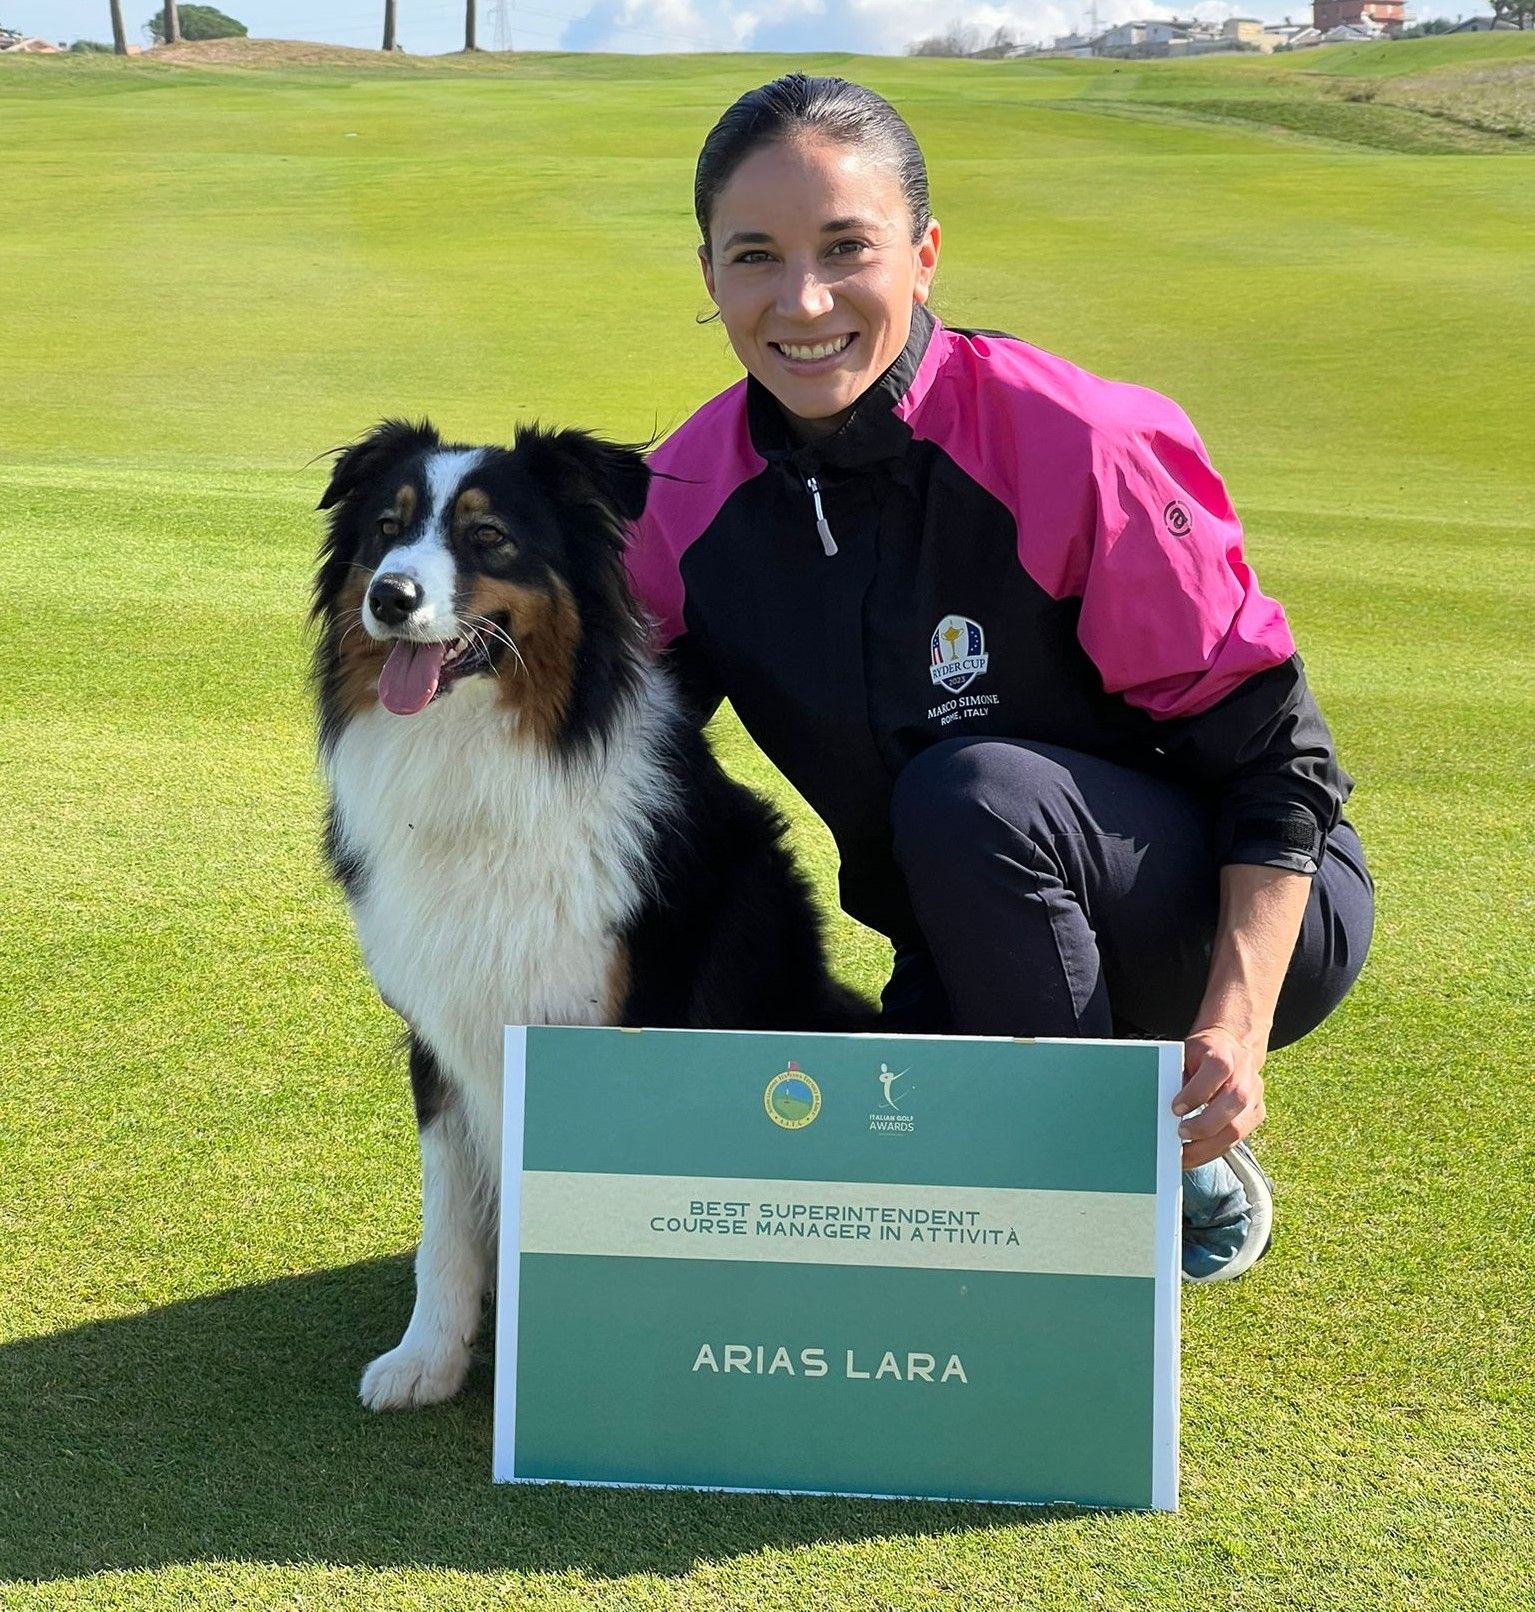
[378,517,402,540]
[473,524,511,548]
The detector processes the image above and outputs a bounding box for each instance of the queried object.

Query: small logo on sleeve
[1163,500,1192,538]
[929,616,989,693]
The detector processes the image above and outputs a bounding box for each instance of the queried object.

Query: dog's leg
[361,1044,488,1411]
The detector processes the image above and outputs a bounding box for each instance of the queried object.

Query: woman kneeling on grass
[625,74,1374,1282]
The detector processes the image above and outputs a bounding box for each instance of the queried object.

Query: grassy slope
[1,40,1532,1612]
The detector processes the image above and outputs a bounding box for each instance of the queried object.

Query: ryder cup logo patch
[930,615,989,694]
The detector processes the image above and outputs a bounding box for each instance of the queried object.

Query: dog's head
[312,418,651,750]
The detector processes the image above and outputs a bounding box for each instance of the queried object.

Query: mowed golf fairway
[2,37,1532,1611]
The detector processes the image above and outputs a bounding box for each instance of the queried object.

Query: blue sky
[15,0,1467,55]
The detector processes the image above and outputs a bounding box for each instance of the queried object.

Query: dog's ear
[514,426,651,525]
[318,418,441,511]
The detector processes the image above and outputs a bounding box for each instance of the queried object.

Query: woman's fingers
[1179,1087,1264,1168]
[1174,1033,1239,1116]
[1176,1029,1266,1169]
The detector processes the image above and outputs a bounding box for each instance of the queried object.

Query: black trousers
[881,738,1374,1046]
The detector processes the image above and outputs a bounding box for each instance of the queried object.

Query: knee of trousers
[889,738,1076,882]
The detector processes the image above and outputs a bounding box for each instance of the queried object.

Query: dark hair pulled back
[694,74,931,254]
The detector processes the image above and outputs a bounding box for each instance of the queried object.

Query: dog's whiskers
[459,622,503,683]
[464,613,528,680]
[336,607,370,652]
[463,611,515,652]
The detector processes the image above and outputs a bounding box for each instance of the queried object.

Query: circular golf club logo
[929,615,989,694]
[764,1062,822,1129]
[1163,499,1192,538]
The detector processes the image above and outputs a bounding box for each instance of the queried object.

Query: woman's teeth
[777,335,852,362]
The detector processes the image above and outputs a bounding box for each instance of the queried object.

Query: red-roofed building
[1311,0,1404,31]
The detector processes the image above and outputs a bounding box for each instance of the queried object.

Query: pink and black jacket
[627,305,1352,944]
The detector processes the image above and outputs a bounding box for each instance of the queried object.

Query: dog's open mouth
[377,635,497,717]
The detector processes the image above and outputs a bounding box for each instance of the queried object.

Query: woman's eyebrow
[720,218,884,252]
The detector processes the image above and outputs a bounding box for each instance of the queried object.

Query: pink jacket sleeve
[1077,399,1295,721]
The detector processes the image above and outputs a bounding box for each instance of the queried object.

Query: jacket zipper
[805,475,838,557]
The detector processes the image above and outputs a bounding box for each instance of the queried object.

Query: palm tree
[165,2,182,44]
[109,0,127,53]
[383,0,397,50]
[465,0,477,50]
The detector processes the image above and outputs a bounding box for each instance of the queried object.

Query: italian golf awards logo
[930,615,989,694]
[869,1061,916,1134]
[764,1062,821,1129]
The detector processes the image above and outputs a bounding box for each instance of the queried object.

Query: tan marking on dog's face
[463,574,579,746]
[388,483,416,529]
[455,487,492,520]
[332,572,388,719]
[454,487,512,551]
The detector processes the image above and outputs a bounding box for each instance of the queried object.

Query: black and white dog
[312,419,867,1410]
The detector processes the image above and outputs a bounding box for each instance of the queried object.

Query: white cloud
[560,0,759,51]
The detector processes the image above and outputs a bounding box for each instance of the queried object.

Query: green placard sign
[494,1026,1182,1511]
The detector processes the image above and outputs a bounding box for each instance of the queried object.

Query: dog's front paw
[359,1341,472,1411]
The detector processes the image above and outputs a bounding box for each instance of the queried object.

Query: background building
[1312,0,1405,33]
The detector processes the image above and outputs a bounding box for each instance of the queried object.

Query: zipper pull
[806,475,838,557]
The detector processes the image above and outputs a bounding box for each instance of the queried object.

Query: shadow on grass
[0,1258,1081,1582]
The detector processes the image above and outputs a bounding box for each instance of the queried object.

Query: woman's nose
[776,268,835,320]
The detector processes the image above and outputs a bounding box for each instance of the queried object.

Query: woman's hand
[1175,1026,1267,1169]
[1174,862,1311,1171]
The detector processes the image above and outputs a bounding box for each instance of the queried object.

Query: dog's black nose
[369,573,424,626]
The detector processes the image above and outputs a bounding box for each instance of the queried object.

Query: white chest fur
[325,675,676,1152]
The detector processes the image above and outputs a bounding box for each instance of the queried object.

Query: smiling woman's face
[700,136,940,439]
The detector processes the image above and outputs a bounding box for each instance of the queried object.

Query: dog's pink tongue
[378,642,448,716]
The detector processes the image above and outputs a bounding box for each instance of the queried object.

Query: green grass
[2,39,1533,1612]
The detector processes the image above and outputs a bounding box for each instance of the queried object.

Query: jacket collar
[745,302,938,473]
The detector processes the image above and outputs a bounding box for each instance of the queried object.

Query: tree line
[907,23,1020,57]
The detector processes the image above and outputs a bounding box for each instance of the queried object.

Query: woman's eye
[733,250,773,265]
[829,239,869,257]
[378,517,401,539]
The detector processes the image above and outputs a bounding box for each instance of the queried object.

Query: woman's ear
[699,242,718,304]
[913,219,941,307]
